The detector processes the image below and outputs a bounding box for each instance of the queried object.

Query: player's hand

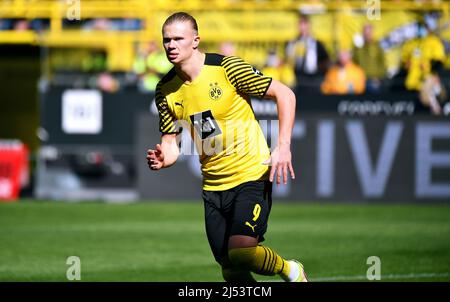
[147,144,165,171]
[264,144,295,185]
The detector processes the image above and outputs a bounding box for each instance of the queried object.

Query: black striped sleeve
[222,56,272,98]
[155,82,179,134]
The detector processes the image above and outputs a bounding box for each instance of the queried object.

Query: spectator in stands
[29,19,48,32]
[97,72,119,93]
[219,41,236,56]
[82,18,141,32]
[401,21,446,91]
[13,19,30,31]
[82,18,113,31]
[262,50,296,89]
[0,19,36,31]
[353,23,386,93]
[0,19,13,30]
[321,49,366,95]
[285,14,330,82]
[133,41,172,92]
[81,50,107,72]
[119,17,142,31]
[419,68,447,115]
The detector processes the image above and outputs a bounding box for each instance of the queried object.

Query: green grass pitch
[0,200,449,282]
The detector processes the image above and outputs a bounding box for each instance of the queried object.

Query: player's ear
[193,35,200,49]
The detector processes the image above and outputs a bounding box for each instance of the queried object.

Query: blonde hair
[162,12,198,35]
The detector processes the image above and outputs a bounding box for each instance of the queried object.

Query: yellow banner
[152,11,299,42]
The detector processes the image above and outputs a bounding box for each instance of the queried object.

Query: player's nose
[167,39,176,49]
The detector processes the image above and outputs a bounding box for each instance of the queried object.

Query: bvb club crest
[209,82,223,100]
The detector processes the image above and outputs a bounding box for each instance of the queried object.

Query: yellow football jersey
[155,54,272,191]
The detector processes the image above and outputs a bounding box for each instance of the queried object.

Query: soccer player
[147,12,307,282]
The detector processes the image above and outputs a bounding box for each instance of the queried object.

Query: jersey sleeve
[155,83,179,134]
[221,56,272,98]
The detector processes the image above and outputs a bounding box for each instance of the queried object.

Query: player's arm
[264,79,296,185]
[149,80,181,171]
[147,133,179,170]
[221,56,296,185]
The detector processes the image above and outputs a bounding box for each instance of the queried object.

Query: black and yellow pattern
[155,53,272,191]
[259,246,283,275]
[228,246,290,277]
[155,69,179,134]
[221,56,272,97]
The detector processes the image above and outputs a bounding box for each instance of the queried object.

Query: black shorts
[202,180,272,265]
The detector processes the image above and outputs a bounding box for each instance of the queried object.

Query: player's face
[162,21,199,65]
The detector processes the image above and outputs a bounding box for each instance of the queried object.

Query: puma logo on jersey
[245,221,257,232]
[175,101,184,108]
[252,66,263,76]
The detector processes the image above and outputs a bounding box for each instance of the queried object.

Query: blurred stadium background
[0,0,450,282]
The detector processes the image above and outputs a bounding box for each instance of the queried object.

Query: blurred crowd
[89,13,450,114]
[1,10,450,115]
[278,13,448,115]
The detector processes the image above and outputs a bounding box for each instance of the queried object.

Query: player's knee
[221,266,255,282]
[228,247,257,269]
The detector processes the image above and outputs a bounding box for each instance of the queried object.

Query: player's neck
[175,51,205,84]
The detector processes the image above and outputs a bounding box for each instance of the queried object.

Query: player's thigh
[203,190,231,264]
[230,180,272,240]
